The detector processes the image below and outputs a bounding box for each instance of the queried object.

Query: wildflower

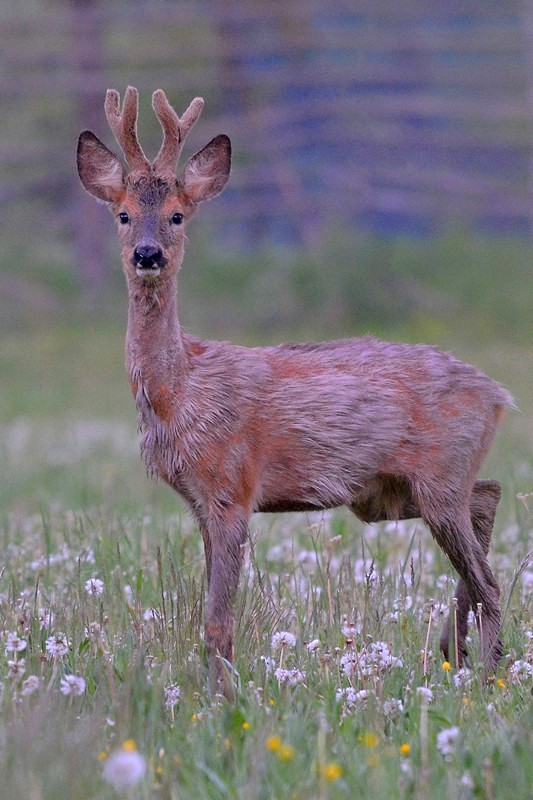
[7,659,25,680]
[242,721,250,730]
[453,668,472,688]
[5,633,27,654]
[436,726,460,759]
[278,743,295,761]
[163,683,181,709]
[341,620,360,638]
[265,735,282,752]
[85,577,104,596]
[60,674,86,696]
[507,660,533,684]
[416,686,434,704]
[383,698,404,718]
[271,631,296,650]
[442,661,451,671]
[21,675,40,696]
[400,743,411,757]
[102,740,147,790]
[274,667,305,686]
[38,608,54,629]
[360,732,379,748]
[496,678,505,688]
[320,762,343,781]
[45,632,70,657]
[306,639,320,652]
[143,608,160,622]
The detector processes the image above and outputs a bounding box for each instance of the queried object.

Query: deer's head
[77,87,231,282]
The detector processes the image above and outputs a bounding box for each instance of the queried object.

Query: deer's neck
[125,272,187,422]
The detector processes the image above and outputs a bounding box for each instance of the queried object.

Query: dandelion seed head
[5,633,27,654]
[85,577,104,596]
[271,631,296,650]
[102,743,146,790]
[436,726,460,759]
[45,632,70,657]
[164,683,181,709]
[21,675,40,696]
[59,674,86,696]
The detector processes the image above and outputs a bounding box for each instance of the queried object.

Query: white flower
[436,726,460,759]
[21,675,40,696]
[271,631,296,650]
[508,660,533,683]
[5,633,27,654]
[143,608,160,622]
[38,608,54,629]
[164,683,181,709]
[341,620,360,638]
[103,743,147,790]
[259,655,276,674]
[306,639,321,652]
[453,668,473,688]
[85,578,104,596]
[45,632,70,657]
[416,686,434,704]
[8,658,25,680]
[274,667,306,686]
[60,674,86,696]
[383,698,404,718]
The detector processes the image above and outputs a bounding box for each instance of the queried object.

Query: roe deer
[77,87,512,700]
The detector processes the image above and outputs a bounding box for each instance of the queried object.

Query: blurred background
[1,0,531,515]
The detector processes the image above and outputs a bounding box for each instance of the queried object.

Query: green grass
[0,319,532,799]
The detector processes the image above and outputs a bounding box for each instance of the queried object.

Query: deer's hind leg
[416,488,501,674]
[439,480,502,667]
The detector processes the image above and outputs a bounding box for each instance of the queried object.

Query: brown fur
[77,89,512,700]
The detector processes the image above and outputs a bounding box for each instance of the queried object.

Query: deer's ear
[181,135,231,203]
[77,131,125,203]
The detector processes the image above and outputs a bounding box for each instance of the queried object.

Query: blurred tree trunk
[68,0,110,301]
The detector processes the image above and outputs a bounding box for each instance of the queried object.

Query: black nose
[133,245,163,267]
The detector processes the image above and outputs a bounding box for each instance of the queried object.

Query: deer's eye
[118,212,129,224]
[171,212,184,225]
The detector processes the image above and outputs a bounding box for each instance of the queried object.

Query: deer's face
[111,173,198,281]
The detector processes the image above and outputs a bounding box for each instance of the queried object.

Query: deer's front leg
[202,505,248,701]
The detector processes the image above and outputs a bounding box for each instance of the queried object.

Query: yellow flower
[279,744,295,761]
[496,678,505,688]
[400,743,411,757]
[191,713,198,722]
[122,739,138,752]
[320,762,343,781]
[265,735,283,753]
[98,751,108,761]
[442,661,452,671]
[360,732,379,748]
[462,697,470,706]
[242,721,250,731]
[269,698,276,706]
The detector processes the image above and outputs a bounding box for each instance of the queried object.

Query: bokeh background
[1,0,531,515]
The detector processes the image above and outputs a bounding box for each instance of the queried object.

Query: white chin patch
[136,267,161,278]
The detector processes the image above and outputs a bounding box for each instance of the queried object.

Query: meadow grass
[0,322,532,799]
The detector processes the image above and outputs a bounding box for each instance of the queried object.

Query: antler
[152,90,204,173]
[104,86,150,171]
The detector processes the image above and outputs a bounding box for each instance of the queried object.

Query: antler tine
[152,90,204,173]
[104,86,150,171]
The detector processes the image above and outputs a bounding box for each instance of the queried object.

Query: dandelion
[5,633,27,654]
[278,743,295,761]
[102,740,147,790]
[274,667,306,686]
[271,631,296,650]
[360,732,379,748]
[265,735,283,752]
[85,577,104,597]
[442,660,451,671]
[163,683,181,709]
[436,726,460,759]
[242,721,250,731]
[59,674,86,696]
[416,686,434,704]
[45,632,70,657]
[320,762,343,781]
[21,675,40,696]
[400,743,411,757]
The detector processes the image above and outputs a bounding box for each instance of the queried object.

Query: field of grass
[0,318,532,799]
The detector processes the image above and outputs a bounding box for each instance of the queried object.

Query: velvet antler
[152,90,204,173]
[104,86,150,171]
